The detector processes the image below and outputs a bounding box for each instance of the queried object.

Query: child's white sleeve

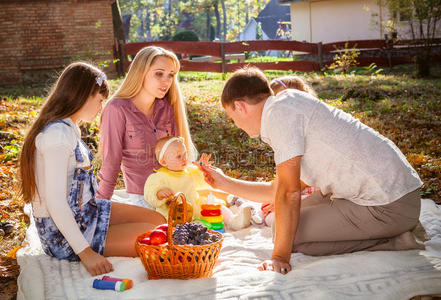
[144,173,170,212]
[41,142,89,255]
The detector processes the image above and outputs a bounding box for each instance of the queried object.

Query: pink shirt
[97,97,178,199]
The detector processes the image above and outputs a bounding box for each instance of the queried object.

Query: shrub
[172,30,199,42]
[328,42,360,74]
[172,30,199,59]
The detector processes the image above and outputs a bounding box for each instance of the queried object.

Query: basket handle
[166,192,187,246]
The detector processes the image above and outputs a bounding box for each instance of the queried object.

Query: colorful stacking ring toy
[198,204,225,233]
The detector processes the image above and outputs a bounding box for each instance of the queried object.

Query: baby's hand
[157,188,174,200]
[195,153,214,168]
[261,203,274,216]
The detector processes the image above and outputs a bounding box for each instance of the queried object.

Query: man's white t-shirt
[260,89,422,206]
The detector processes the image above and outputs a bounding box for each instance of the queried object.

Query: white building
[239,18,271,41]
[279,0,441,43]
[238,0,291,56]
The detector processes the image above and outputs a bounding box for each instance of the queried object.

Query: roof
[238,18,270,41]
[254,0,290,39]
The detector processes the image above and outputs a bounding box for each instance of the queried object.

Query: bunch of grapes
[173,222,220,245]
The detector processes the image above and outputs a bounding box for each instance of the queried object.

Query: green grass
[0,64,440,201]
[245,56,296,63]
[181,65,441,201]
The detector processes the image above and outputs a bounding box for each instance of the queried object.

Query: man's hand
[194,163,228,190]
[258,256,291,274]
[78,247,113,276]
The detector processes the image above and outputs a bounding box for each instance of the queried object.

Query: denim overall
[34,120,112,261]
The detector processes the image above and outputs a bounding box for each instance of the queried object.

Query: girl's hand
[78,247,113,276]
[257,256,291,275]
[157,188,174,200]
[195,163,228,190]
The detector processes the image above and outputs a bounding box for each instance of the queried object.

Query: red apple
[155,224,169,232]
[139,237,151,245]
[178,256,192,263]
[150,230,167,245]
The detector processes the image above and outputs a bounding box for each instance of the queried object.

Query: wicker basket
[135,192,223,279]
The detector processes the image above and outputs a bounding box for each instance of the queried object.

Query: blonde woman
[97,46,197,207]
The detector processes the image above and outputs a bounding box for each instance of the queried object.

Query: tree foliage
[376,0,441,77]
[118,0,269,42]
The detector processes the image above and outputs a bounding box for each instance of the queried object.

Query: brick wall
[0,0,116,85]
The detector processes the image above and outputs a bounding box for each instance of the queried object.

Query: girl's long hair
[111,46,197,161]
[19,62,109,203]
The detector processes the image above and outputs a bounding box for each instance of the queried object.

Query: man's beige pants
[273,189,421,256]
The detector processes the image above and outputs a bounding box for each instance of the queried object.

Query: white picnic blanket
[17,198,441,300]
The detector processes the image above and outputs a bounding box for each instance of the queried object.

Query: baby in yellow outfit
[144,136,252,230]
[145,136,218,220]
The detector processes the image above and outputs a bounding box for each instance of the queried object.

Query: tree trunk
[166,0,173,40]
[140,13,145,41]
[111,1,125,42]
[206,7,211,41]
[111,0,126,77]
[214,3,221,40]
[145,8,151,41]
[221,0,226,41]
[415,53,431,78]
[122,14,131,41]
[246,2,249,24]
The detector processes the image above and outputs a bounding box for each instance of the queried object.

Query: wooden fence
[118,38,441,74]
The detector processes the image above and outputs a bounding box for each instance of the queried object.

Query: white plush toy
[226,195,265,226]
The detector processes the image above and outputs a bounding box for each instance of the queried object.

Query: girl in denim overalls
[19,62,165,276]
